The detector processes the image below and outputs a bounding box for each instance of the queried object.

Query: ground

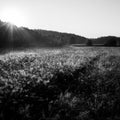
[0,47,120,120]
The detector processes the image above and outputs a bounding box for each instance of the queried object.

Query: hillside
[0,20,87,49]
[0,20,120,49]
[92,36,120,46]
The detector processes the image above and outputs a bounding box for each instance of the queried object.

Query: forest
[0,20,120,50]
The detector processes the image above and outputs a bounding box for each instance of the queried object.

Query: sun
[0,7,26,27]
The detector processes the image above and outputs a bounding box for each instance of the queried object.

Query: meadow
[0,46,120,120]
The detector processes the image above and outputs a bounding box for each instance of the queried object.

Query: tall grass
[0,47,120,120]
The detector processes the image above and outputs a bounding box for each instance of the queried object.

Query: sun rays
[0,7,27,27]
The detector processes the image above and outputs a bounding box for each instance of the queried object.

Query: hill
[92,36,120,46]
[0,20,87,49]
[0,20,120,49]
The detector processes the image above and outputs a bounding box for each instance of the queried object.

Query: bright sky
[0,0,120,38]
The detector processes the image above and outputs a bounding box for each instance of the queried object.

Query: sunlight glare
[0,7,27,27]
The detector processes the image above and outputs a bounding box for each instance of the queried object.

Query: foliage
[1,20,120,48]
[86,39,93,46]
[0,20,87,49]
[0,47,120,120]
[104,37,117,46]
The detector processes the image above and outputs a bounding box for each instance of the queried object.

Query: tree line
[0,20,120,50]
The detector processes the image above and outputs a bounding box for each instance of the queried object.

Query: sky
[0,0,120,38]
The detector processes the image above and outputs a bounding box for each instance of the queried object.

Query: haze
[0,0,120,38]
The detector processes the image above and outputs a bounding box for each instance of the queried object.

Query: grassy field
[0,47,120,120]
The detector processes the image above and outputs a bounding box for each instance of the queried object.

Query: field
[0,46,120,120]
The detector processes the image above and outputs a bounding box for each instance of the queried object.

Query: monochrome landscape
[0,0,120,120]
